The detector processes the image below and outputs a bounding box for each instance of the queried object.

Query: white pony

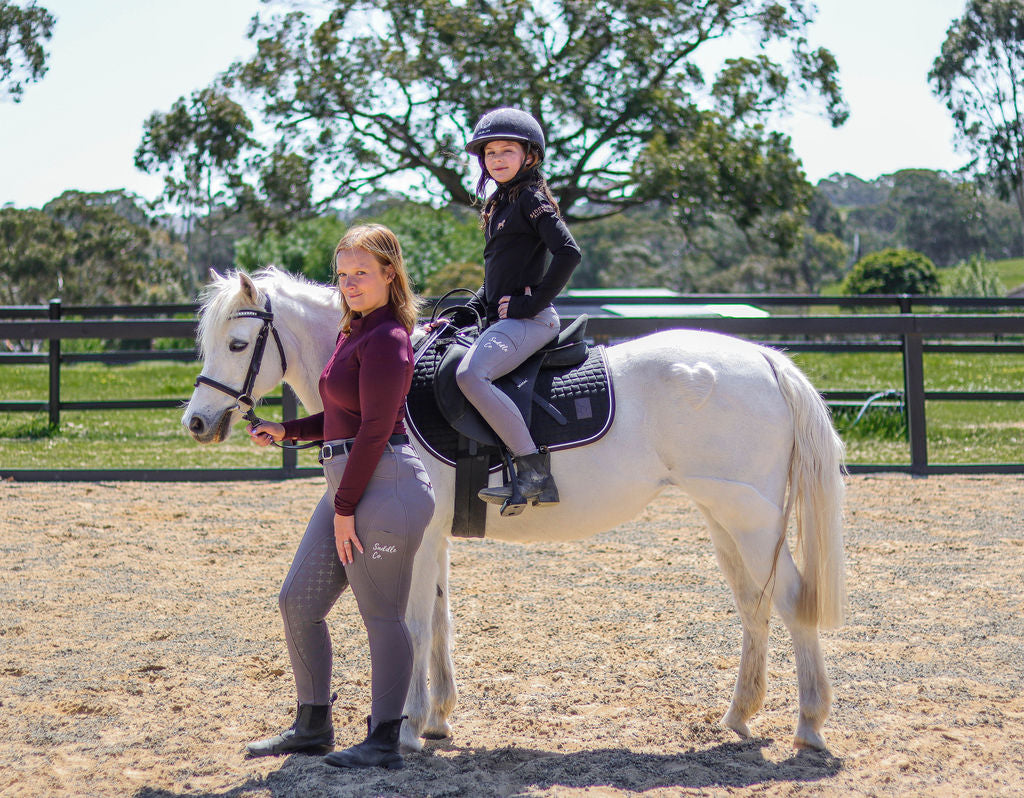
[183,267,846,752]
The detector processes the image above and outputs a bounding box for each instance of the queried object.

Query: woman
[245,224,434,770]
[456,107,581,506]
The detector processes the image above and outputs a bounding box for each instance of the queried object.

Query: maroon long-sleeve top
[280,305,413,516]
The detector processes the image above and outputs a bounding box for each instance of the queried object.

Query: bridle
[193,296,288,428]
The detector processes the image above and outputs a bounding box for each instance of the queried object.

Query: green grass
[0,361,321,471]
[1,351,1022,472]
[990,257,1024,291]
[791,351,1024,465]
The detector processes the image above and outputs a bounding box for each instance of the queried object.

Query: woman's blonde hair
[334,224,423,334]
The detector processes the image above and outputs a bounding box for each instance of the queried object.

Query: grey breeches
[277,442,434,724]
[455,306,559,457]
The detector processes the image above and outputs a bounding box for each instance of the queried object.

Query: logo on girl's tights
[372,542,398,560]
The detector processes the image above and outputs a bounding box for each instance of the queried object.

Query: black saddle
[432,314,591,447]
[405,314,615,538]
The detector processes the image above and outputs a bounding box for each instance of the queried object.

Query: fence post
[48,298,61,428]
[902,329,928,475]
[281,383,298,478]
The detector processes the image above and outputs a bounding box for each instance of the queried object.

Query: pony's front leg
[400,526,444,751]
[423,536,457,739]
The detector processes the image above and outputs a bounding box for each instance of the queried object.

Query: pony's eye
[229,340,248,353]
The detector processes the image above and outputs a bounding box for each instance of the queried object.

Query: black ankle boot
[245,694,336,758]
[322,716,405,770]
[478,448,559,506]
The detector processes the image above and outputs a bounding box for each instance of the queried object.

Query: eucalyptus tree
[930,0,1024,230]
[0,0,54,101]
[135,87,256,275]
[223,0,846,233]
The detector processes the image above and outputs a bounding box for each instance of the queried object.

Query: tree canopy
[0,191,189,306]
[135,87,256,277]
[0,0,54,102]
[930,0,1024,227]
[219,0,845,226]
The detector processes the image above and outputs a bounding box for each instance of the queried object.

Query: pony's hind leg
[700,500,833,750]
[698,506,771,739]
[423,539,457,739]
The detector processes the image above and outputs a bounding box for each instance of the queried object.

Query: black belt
[319,434,409,463]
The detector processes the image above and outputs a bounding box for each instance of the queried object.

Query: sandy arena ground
[1,474,1022,797]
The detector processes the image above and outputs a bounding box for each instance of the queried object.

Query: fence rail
[3,295,1024,479]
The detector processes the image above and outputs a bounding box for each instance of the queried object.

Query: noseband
[193,296,287,426]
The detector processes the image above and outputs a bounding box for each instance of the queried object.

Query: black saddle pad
[405,336,615,470]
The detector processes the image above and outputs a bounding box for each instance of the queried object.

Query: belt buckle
[320,443,334,462]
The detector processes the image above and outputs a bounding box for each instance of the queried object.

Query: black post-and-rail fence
[2,294,1024,480]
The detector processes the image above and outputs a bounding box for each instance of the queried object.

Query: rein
[193,296,318,450]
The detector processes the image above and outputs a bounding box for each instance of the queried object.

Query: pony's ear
[238,271,259,304]
[209,267,220,282]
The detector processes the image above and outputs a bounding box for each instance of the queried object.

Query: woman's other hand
[333,513,363,565]
[247,420,285,446]
[498,286,531,320]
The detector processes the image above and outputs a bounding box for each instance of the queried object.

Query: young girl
[457,107,581,507]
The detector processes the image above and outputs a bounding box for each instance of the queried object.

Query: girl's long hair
[475,143,561,230]
[334,224,423,335]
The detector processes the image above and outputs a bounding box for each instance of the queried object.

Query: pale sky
[0,0,972,210]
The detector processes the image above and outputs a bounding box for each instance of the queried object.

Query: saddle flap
[433,339,500,448]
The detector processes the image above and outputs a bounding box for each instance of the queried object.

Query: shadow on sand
[134,736,843,797]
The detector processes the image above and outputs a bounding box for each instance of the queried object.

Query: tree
[421,261,486,297]
[0,205,68,304]
[841,248,941,296]
[135,87,256,276]
[887,169,989,267]
[236,146,318,236]
[0,0,54,102]
[930,0,1024,230]
[42,190,190,304]
[353,199,483,289]
[225,0,846,227]
[235,215,348,283]
[0,191,189,307]
[825,169,1024,267]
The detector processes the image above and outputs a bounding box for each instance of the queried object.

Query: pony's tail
[763,348,847,630]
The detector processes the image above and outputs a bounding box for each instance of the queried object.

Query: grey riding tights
[455,306,560,457]
[277,443,435,724]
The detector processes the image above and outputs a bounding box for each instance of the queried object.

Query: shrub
[841,248,940,295]
[944,254,1006,297]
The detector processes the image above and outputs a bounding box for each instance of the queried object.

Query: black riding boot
[245,695,336,758]
[478,448,559,506]
[323,716,405,770]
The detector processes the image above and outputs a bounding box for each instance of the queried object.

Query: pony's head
[183,268,290,443]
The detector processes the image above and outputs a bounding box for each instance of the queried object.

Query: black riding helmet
[465,107,545,160]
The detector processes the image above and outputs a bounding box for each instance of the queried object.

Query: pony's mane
[196,266,328,358]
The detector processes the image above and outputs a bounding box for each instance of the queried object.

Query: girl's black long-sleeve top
[466,171,581,325]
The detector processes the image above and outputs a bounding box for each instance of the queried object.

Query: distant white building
[557,288,769,319]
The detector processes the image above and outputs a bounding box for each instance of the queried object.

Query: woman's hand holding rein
[248,421,285,446]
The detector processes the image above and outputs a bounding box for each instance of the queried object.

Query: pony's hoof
[399,727,424,752]
[793,729,827,751]
[721,711,751,739]
[421,719,452,740]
